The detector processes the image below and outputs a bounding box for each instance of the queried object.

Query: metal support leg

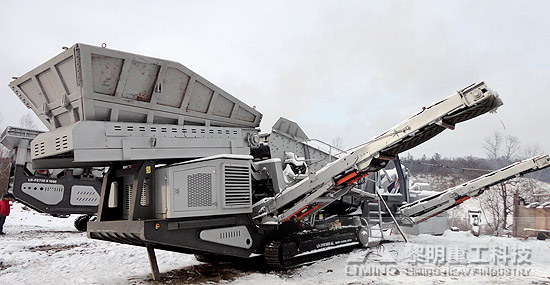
[377,198,384,240]
[146,244,160,281]
[377,191,408,243]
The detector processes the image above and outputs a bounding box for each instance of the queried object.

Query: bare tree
[481,132,523,235]
[19,112,37,129]
[522,143,543,159]
[503,135,520,161]
[483,132,502,160]
[479,182,513,235]
[483,132,521,163]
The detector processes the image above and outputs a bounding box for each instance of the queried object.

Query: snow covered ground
[1,202,550,284]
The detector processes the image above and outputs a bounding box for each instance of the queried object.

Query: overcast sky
[1,0,548,159]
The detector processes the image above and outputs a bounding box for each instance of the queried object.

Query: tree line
[402,132,550,184]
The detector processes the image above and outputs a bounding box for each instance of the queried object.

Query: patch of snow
[2,202,550,284]
[0,202,200,284]
[527,202,539,208]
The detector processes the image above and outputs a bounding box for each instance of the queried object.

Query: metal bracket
[435,119,455,130]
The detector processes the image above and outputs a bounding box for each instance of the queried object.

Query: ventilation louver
[223,165,251,207]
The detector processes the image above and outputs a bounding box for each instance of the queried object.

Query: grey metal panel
[268,118,338,173]
[12,165,101,216]
[0,126,44,167]
[70,185,100,206]
[401,213,448,235]
[29,121,258,167]
[21,182,64,205]
[269,132,337,173]
[173,166,217,212]
[199,226,253,249]
[9,43,262,130]
[272,117,308,140]
[154,156,252,219]
[156,67,190,108]
[252,159,287,193]
[0,126,43,150]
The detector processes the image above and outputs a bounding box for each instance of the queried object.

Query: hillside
[402,156,550,184]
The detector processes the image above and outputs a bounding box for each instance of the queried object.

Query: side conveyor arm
[253,82,502,224]
[397,155,550,224]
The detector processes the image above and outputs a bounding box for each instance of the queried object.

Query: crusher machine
[8,43,523,276]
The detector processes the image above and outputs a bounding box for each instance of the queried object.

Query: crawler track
[264,227,359,268]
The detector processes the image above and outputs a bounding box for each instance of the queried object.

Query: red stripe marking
[296,204,321,220]
[336,171,359,185]
[283,205,308,222]
[347,172,369,184]
[455,196,471,204]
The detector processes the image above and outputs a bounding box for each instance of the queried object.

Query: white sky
[0,0,548,159]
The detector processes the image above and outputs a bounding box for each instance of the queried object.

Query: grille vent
[220,230,241,239]
[124,180,149,210]
[107,123,241,138]
[125,183,133,210]
[187,173,212,207]
[34,141,46,156]
[223,165,251,207]
[54,135,69,151]
[140,180,148,206]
